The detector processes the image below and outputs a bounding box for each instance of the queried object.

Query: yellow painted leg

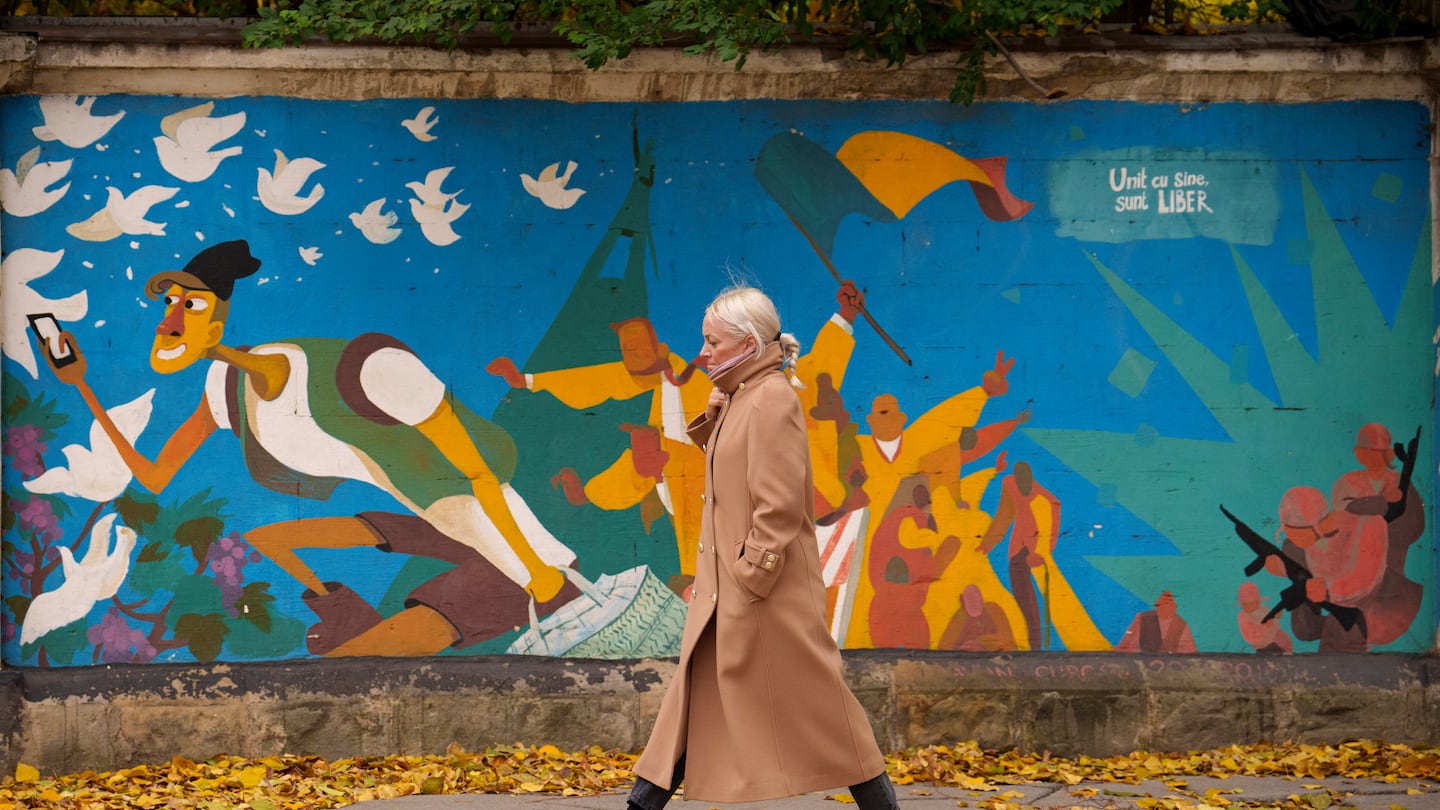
[415,399,564,602]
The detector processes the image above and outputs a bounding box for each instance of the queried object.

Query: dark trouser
[628,754,899,810]
[1009,551,1042,651]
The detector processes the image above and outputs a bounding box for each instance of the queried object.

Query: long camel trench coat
[632,342,886,803]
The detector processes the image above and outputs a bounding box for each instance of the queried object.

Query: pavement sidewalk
[362,775,1440,809]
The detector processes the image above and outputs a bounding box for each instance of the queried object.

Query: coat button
[698,543,704,553]
[762,561,774,570]
[700,494,706,502]
[738,382,746,390]
[710,593,717,603]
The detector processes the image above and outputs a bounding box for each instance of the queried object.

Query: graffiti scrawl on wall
[0,95,1432,665]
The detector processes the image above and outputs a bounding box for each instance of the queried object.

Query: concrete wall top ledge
[11,651,1436,703]
[1,17,1435,102]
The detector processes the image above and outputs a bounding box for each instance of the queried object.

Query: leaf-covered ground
[2,740,1436,809]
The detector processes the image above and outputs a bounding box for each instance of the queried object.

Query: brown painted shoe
[302,582,384,656]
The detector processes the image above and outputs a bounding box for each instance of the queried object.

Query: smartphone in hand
[27,313,77,368]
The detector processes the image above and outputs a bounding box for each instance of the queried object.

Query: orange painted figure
[40,241,586,657]
[840,352,1014,649]
[916,413,1029,648]
[491,317,711,596]
[1328,422,1424,645]
[794,282,869,633]
[977,461,1061,651]
[938,584,1016,652]
[1267,485,1377,652]
[1236,581,1293,653]
[1114,591,1197,653]
[865,479,960,649]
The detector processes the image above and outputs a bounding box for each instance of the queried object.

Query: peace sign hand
[982,350,1016,396]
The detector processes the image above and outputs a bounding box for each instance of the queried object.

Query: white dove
[1,248,88,380]
[299,246,323,266]
[31,95,126,149]
[154,102,246,183]
[66,185,180,242]
[401,106,439,142]
[0,146,72,217]
[24,389,154,502]
[520,160,587,210]
[21,513,138,646]
[406,166,470,247]
[349,197,403,244]
[257,148,325,215]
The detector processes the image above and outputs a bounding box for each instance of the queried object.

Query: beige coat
[632,342,886,802]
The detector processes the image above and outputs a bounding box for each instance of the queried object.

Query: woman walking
[628,284,898,810]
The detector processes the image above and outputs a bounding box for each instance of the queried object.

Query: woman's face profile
[701,311,751,371]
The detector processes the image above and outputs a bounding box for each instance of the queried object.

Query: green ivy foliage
[238,0,1132,104]
[7,0,1423,103]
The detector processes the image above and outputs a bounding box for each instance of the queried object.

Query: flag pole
[784,213,912,366]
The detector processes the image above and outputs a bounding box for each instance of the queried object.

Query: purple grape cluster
[2,424,48,479]
[9,496,62,543]
[205,532,262,616]
[5,546,59,595]
[88,608,157,664]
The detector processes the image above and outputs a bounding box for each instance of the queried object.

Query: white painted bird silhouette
[2,248,88,380]
[257,149,325,215]
[0,146,72,217]
[25,389,154,502]
[154,102,246,183]
[401,106,439,142]
[349,198,403,244]
[66,185,180,242]
[406,167,470,247]
[21,513,138,646]
[299,246,323,266]
[31,95,126,149]
[521,160,586,210]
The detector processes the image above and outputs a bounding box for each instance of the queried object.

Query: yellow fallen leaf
[955,775,995,791]
[13,764,37,784]
[518,781,545,792]
[826,793,856,803]
[235,764,268,788]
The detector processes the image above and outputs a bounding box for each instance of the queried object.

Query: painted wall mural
[0,95,1431,665]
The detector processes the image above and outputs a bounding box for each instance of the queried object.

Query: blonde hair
[706,284,804,389]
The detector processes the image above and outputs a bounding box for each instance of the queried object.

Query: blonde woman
[629,284,897,810]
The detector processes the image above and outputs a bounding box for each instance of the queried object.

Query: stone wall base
[3,652,1435,775]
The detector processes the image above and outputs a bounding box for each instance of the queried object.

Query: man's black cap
[179,240,261,301]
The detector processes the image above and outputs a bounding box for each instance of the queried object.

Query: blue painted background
[0,96,1431,663]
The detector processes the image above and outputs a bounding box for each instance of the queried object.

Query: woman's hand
[706,387,727,419]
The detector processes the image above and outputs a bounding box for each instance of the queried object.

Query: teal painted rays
[1026,170,1434,652]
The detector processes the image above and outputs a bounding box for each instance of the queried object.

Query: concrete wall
[6,652,1440,773]
[1,19,1438,773]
